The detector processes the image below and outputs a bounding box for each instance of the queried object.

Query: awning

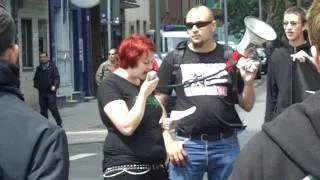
[121,0,139,9]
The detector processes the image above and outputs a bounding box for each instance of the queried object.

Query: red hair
[118,34,155,69]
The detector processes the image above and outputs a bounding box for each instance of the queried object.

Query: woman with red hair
[97,34,168,179]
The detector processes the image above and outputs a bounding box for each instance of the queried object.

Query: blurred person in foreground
[265,6,312,122]
[0,4,69,179]
[156,5,257,180]
[230,1,320,179]
[95,48,119,86]
[97,34,168,179]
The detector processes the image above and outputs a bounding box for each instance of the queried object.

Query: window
[143,21,147,34]
[21,19,33,69]
[165,0,169,13]
[38,19,48,53]
[136,20,140,33]
[130,25,134,34]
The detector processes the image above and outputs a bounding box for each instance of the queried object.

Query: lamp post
[223,0,228,45]
[107,0,111,50]
[155,0,161,53]
[259,0,262,19]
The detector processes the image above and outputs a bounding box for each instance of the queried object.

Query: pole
[107,0,112,50]
[259,0,262,19]
[155,0,161,53]
[223,0,228,45]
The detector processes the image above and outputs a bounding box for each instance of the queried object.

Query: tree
[228,0,259,35]
[228,0,312,43]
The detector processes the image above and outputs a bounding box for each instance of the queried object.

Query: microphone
[148,70,158,80]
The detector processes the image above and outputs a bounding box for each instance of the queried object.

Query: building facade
[124,0,150,37]
[1,0,50,107]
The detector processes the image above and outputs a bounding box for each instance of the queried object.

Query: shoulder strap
[171,41,188,82]
[172,49,184,76]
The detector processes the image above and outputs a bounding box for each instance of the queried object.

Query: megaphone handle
[226,50,243,72]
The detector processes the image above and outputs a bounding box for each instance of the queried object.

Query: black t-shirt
[97,74,166,170]
[157,44,244,135]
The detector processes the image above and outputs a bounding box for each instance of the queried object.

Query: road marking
[69,153,97,161]
[66,130,107,135]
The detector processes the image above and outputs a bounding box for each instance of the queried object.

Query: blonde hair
[307,0,320,51]
[284,6,307,24]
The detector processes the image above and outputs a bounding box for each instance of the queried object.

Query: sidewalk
[46,99,107,145]
[45,78,266,145]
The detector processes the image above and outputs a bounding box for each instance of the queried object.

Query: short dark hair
[0,4,16,55]
[39,51,48,57]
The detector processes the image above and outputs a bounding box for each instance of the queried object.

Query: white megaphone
[226,16,277,71]
[238,16,277,56]
[70,0,100,8]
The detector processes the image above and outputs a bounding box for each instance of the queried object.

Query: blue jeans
[168,134,240,180]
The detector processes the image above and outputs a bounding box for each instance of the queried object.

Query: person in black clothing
[0,4,69,179]
[229,1,320,179]
[265,6,312,122]
[97,34,168,179]
[156,5,258,180]
[33,51,63,127]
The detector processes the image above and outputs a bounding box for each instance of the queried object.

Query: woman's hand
[166,140,188,166]
[140,71,159,98]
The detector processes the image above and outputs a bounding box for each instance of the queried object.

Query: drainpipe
[223,0,228,45]
[107,0,111,50]
[155,0,161,53]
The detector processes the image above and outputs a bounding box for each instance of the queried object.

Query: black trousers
[39,93,62,126]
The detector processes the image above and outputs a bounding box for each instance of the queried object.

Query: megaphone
[70,0,100,8]
[226,16,277,71]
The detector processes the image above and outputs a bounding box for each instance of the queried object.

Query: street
[69,143,102,180]
[68,76,267,180]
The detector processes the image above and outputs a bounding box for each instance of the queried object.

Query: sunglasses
[185,21,212,30]
[282,21,299,27]
[108,53,117,55]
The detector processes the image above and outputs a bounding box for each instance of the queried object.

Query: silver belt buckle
[200,134,209,141]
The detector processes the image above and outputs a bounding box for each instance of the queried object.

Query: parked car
[251,48,268,79]
[256,48,268,74]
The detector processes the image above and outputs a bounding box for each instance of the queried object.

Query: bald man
[156,5,257,180]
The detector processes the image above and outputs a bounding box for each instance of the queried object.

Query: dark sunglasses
[185,21,212,29]
[108,53,117,55]
[282,21,299,26]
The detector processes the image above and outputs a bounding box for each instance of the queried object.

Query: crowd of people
[1,0,320,179]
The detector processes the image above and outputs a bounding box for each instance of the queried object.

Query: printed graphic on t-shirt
[181,63,229,97]
[146,96,160,107]
[133,96,161,108]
